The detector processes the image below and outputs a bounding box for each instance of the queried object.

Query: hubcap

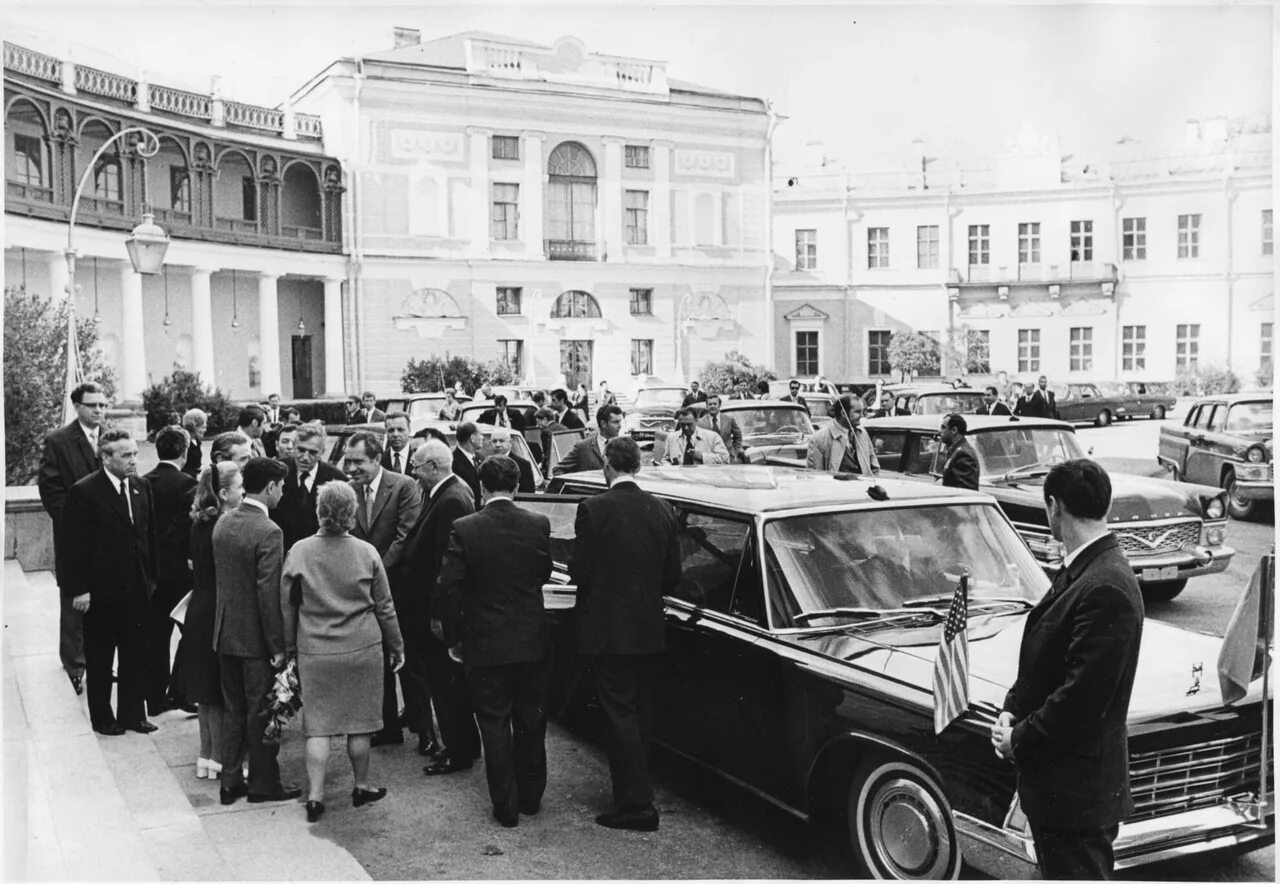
[868,776,948,877]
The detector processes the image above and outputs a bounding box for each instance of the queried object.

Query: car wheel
[1142,579,1187,603]
[846,757,961,880]
[1224,470,1257,520]
[1151,405,1166,420]
[1095,410,1112,428]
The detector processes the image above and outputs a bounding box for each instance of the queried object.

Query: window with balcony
[1122,325,1146,371]
[796,331,819,376]
[1176,324,1200,368]
[968,224,990,265]
[551,290,602,319]
[625,189,649,245]
[1263,210,1273,256]
[629,288,652,315]
[170,167,191,214]
[1177,214,1201,259]
[631,339,653,375]
[868,227,889,269]
[1070,220,1093,261]
[12,132,44,187]
[94,159,122,205]
[491,182,519,240]
[499,339,523,377]
[492,135,520,161]
[969,329,991,373]
[868,330,892,376]
[1069,327,1093,372]
[1018,222,1041,264]
[917,225,939,269]
[546,142,597,260]
[1122,217,1146,260]
[496,286,522,316]
[795,229,817,270]
[1260,322,1272,374]
[1017,329,1041,373]
[625,145,650,169]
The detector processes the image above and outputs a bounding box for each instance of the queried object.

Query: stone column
[48,251,70,301]
[257,272,281,397]
[651,140,673,259]
[466,127,492,256]
[601,136,624,259]
[522,131,546,258]
[189,268,215,383]
[323,277,345,396]
[118,263,147,403]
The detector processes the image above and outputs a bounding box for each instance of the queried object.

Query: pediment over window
[394,287,466,336]
[783,303,829,322]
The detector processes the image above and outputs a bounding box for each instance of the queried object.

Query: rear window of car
[1225,401,1273,433]
[869,431,907,472]
[904,433,941,475]
[1205,405,1226,432]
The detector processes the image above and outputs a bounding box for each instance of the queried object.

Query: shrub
[141,369,238,435]
[1175,363,1241,397]
[401,353,515,395]
[888,331,942,381]
[696,351,777,399]
[1255,366,1274,390]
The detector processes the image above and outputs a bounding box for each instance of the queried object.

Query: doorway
[560,340,593,391]
[291,335,313,398]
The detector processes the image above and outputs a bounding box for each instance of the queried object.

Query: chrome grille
[1112,520,1201,557]
[1129,733,1274,821]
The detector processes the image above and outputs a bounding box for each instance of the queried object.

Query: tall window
[795,229,817,270]
[241,176,257,222]
[1260,323,1273,374]
[1263,210,1273,256]
[795,331,819,376]
[1177,214,1201,258]
[12,133,44,186]
[1070,220,1093,261]
[1176,324,1200,368]
[624,145,650,169]
[492,135,520,160]
[94,159,122,203]
[867,227,890,269]
[624,190,649,245]
[868,330,892,376]
[496,286,522,316]
[546,142,597,249]
[499,340,523,377]
[1018,222,1041,264]
[916,225,939,269]
[968,330,991,373]
[631,339,653,375]
[1069,327,1094,372]
[1017,329,1041,373]
[968,224,990,265]
[1122,217,1146,261]
[491,182,519,240]
[629,288,652,316]
[169,167,191,213]
[1121,325,1146,371]
[551,290,602,319]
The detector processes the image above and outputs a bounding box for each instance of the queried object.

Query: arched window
[551,289,601,319]
[79,121,122,212]
[545,142,597,259]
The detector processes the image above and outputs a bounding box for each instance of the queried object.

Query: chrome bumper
[1127,544,1234,582]
[1234,480,1274,502]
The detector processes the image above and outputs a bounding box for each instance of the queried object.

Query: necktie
[299,470,310,493]
[682,436,696,466]
[712,416,719,432]
[366,490,375,524]
[392,451,401,472]
[119,478,132,522]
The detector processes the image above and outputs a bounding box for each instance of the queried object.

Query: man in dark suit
[478,394,527,431]
[554,405,623,475]
[550,389,585,431]
[534,408,568,475]
[938,413,980,491]
[489,427,535,492]
[359,391,386,424]
[345,430,423,746]
[382,411,419,474]
[62,429,159,735]
[779,379,808,411]
[570,437,681,831]
[698,394,743,461]
[436,456,553,827]
[38,381,110,694]
[272,424,345,551]
[142,426,199,715]
[212,457,300,805]
[869,389,909,418]
[1015,375,1059,419]
[181,407,208,478]
[982,386,1013,416]
[681,380,708,409]
[992,460,1143,879]
[452,421,484,508]
[404,439,481,772]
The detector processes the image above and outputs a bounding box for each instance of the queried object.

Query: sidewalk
[2,561,370,881]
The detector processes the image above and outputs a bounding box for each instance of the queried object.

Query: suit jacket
[1002,534,1143,828]
[143,462,198,588]
[360,407,387,424]
[182,439,203,478]
[402,474,477,614]
[806,423,879,475]
[38,420,101,586]
[985,401,1013,417]
[699,412,743,455]
[941,439,980,490]
[212,503,286,659]
[780,392,809,411]
[508,453,536,494]
[556,409,586,431]
[436,499,552,667]
[664,427,731,465]
[351,469,422,584]
[61,469,158,606]
[681,390,709,408]
[570,481,681,655]
[452,448,483,509]
[554,434,606,475]
[273,459,346,550]
[539,421,567,474]
[1014,389,1058,420]
[380,440,420,474]
[478,408,527,431]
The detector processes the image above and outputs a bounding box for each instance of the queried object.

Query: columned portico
[189,267,216,383]
[47,252,69,302]
[323,276,345,396]
[257,272,281,397]
[118,263,146,403]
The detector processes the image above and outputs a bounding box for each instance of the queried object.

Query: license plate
[631,431,654,440]
[1141,565,1179,582]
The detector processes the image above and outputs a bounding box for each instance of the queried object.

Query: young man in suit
[570,437,681,831]
[982,386,1013,416]
[1015,375,1059,419]
[698,394,743,461]
[62,428,159,735]
[779,379,808,410]
[381,411,418,474]
[992,460,1143,879]
[681,380,708,409]
[533,408,568,476]
[488,427,535,493]
[553,405,623,475]
[938,413,980,491]
[142,425,199,715]
[479,394,526,430]
[237,405,268,458]
[452,421,484,509]
[360,391,386,424]
[550,389,585,431]
[212,457,300,806]
[436,456,553,827]
[345,430,423,747]
[38,381,110,695]
[272,424,345,551]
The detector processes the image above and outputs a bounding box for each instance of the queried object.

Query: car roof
[865,414,1074,432]
[1188,392,1274,405]
[634,386,689,394]
[719,400,809,410]
[890,384,984,395]
[556,466,991,514]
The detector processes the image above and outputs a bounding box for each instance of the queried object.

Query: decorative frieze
[389,129,465,162]
[674,149,735,180]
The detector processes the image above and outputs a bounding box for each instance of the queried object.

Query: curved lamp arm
[66,126,161,257]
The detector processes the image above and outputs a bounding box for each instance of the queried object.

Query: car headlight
[1203,497,1225,520]
[1204,525,1225,546]
[1246,445,1267,464]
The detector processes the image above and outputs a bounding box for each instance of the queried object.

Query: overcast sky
[3,1,1272,166]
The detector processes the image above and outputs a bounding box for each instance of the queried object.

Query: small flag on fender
[933,574,970,734]
[1218,554,1273,705]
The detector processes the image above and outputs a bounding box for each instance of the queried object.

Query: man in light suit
[237,405,268,458]
[664,407,730,465]
[272,424,345,551]
[452,421,484,508]
[553,405,623,475]
[212,457,300,806]
[698,394,743,461]
[345,430,423,746]
[806,394,880,476]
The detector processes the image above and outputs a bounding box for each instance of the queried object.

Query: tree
[887,331,942,382]
[946,325,991,375]
[140,369,239,436]
[401,353,516,395]
[1175,363,1241,396]
[696,351,777,399]
[4,285,117,484]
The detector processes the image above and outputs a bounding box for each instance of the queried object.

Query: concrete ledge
[5,486,54,572]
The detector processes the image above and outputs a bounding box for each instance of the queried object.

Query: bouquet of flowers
[261,658,302,745]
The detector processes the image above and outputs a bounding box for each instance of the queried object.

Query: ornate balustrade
[74,64,138,103]
[4,42,60,83]
[225,100,284,133]
[295,113,323,139]
[545,239,598,261]
[148,83,212,119]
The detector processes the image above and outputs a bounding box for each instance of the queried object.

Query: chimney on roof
[393,27,421,48]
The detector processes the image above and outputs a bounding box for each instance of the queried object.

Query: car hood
[1000,472,1220,521]
[631,405,680,418]
[742,433,811,447]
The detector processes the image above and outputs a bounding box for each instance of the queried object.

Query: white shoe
[196,758,209,779]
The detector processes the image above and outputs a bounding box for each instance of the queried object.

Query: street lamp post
[63,126,170,423]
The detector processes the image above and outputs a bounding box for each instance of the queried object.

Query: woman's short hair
[192,461,241,522]
[316,481,358,533]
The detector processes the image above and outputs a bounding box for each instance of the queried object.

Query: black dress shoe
[147,701,173,717]
[422,756,473,776]
[305,800,325,823]
[519,798,542,816]
[94,723,126,736]
[70,675,84,696]
[220,783,248,805]
[248,785,302,803]
[370,730,404,747]
[416,737,443,759]
[352,786,387,807]
[493,807,519,828]
[596,805,659,832]
[124,720,159,734]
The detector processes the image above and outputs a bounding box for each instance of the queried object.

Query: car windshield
[971,427,1086,478]
[764,504,1047,628]
[634,389,686,408]
[914,393,986,415]
[726,407,814,437]
[1225,402,1273,433]
[807,399,833,418]
[408,398,443,418]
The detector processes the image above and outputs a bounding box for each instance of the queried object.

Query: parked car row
[1160,393,1274,520]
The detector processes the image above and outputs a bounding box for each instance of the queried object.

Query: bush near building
[888,331,943,382]
[141,369,238,436]
[1175,363,1242,397]
[697,351,777,398]
[401,354,515,395]
[4,286,116,485]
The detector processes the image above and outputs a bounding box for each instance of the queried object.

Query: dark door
[291,335,313,399]
[560,340,593,390]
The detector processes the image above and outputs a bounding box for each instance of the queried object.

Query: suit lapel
[74,427,98,475]
[99,470,133,525]
[369,478,391,525]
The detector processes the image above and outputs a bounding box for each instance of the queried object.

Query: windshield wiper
[792,607,883,625]
[999,462,1056,482]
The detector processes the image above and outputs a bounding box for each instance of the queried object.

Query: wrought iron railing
[148,84,212,120]
[545,239,597,261]
[6,180,54,202]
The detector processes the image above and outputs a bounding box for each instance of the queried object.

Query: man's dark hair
[551,388,569,405]
[756,380,770,395]
[595,404,623,427]
[675,406,698,420]
[384,410,409,428]
[237,405,265,429]
[689,380,700,388]
[242,456,288,494]
[282,406,301,422]
[531,391,547,406]
[706,393,722,406]
[456,421,480,446]
[346,430,384,462]
[789,380,801,388]
[1043,459,1111,520]
[942,413,967,435]
[604,436,641,474]
[155,426,190,460]
[362,390,376,400]
[984,385,999,397]
[478,455,520,493]
[493,393,508,407]
[534,407,556,423]
[210,431,250,463]
[98,427,133,455]
[71,381,103,404]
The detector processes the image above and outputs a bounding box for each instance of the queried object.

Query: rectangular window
[1261,322,1273,373]
[916,225,939,269]
[496,286,522,316]
[795,331,819,376]
[629,287,652,316]
[1263,210,1273,256]
[1177,214,1201,258]
[13,132,43,186]
[868,330,892,376]
[1176,324,1200,368]
[1122,216,1146,260]
[967,224,990,265]
[1017,328,1041,373]
[1121,325,1146,371]
[624,145,650,169]
[498,339,523,377]
[169,167,191,213]
[490,182,519,240]
[624,189,649,245]
[240,176,256,221]
[795,229,817,270]
[630,339,653,376]
[1070,220,1093,261]
[969,329,991,373]
[491,135,520,160]
[868,227,890,269]
[1069,327,1094,372]
[1018,222,1041,264]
